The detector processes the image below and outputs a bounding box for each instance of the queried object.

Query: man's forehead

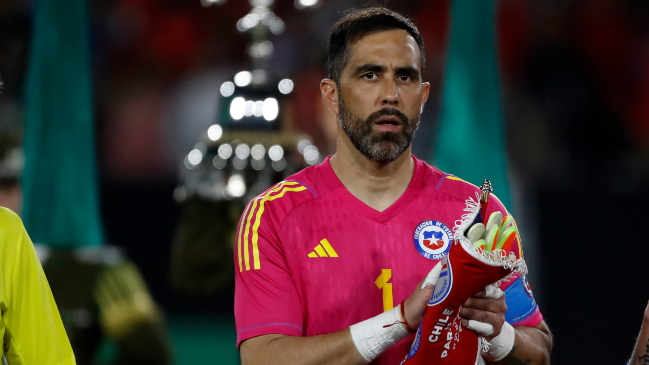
[345,29,421,71]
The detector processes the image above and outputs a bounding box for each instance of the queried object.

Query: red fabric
[402,241,511,364]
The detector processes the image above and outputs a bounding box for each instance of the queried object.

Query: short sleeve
[234,196,304,347]
[486,195,544,328]
[2,214,76,364]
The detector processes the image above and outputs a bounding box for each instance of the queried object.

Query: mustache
[366,108,410,126]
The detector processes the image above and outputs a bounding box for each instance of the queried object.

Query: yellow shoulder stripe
[238,181,307,271]
[237,201,253,272]
[446,175,479,189]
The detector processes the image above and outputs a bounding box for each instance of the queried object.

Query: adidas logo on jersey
[308,239,338,258]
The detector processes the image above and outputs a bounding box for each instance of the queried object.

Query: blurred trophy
[170,0,321,296]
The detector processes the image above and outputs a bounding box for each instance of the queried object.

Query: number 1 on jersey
[375,269,394,312]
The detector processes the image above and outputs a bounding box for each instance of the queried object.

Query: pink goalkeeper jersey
[235,155,543,364]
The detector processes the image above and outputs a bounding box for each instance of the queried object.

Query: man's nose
[381,79,399,106]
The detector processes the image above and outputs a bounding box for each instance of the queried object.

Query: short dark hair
[327,7,425,84]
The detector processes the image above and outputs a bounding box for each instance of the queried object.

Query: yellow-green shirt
[0,207,75,364]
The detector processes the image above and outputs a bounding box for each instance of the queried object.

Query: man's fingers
[468,286,504,300]
[484,285,503,299]
[404,261,444,329]
[459,307,504,328]
[462,297,507,313]
[421,261,442,289]
[472,288,488,298]
[465,320,494,336]
[460,308,504,340]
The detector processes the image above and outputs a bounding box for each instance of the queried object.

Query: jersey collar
[317,154,424,224]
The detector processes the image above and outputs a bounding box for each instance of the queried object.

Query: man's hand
[242,263,443,365]
[402,261,442,329]
[460,210,511,341]
[460,286,507,341]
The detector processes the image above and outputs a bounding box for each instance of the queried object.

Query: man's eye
[399,75,412,82]
[363,72,377,80]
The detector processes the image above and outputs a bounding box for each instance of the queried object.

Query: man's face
[337,29,429,164]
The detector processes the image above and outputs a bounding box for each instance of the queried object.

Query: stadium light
[207,124,223,141]
[234,71,252,87]
[295,0,318,9]
[218,143,233,159]
[235,143,251,160]
[251,144,265,160]
[262,98,279,121]
[297,139,311,154]
[220,81,235,97]
[229,97,280,122]
[226,175,246,197]
[188,149,203,166]
[268,145,283,161]
[201,0,225,7]
[303,145,320,165]
[278,79,294,94]
[230,97,246,120]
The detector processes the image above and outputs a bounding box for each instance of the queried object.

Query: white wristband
[483,322,516,361]
[349,304,410,362]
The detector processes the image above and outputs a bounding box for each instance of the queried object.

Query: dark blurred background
[2,0,649,363]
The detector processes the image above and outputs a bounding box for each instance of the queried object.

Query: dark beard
[338,96,420,164]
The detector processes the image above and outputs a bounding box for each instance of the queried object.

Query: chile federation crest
[522,276,534,299]
[413,220,453,260]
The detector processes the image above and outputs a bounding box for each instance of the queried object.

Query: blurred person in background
[0,124,74,362]
[0,207,76,365]
[0,122,74,363]
[0,131,171,365]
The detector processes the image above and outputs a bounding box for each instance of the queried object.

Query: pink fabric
[234,155,543,364]
[515,307,543,327]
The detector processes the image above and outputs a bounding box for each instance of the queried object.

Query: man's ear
[320,79,339,115]
[421,82,430,108]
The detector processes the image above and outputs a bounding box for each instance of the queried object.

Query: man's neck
[329,136,415,212]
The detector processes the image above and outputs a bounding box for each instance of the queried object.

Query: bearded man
[234,7,552,365]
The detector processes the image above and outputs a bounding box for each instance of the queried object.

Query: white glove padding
[466,211,519,253]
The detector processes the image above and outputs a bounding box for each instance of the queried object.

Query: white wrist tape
[349,304,410,362]
[483,322,516,361]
